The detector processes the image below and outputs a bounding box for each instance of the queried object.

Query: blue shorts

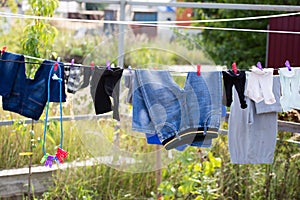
[0,52,25,97]
[132,70,222,149]
[2,58,66,120]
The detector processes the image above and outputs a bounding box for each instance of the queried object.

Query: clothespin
[44,155,55,168]
[232,62,238,74]
[90,61,95,70]
[71,58,74,68]
[106,60,111,70]
[54,57,60,71]
[128,66,132,74]
[55,148,68,164]
[1,46,7,55]
[256,62,263,71]
[40,153,49,164]
[197,64,201,76]
[285,60,292,71]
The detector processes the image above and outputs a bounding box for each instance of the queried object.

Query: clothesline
[0,57,296,75]
[1,51,300,161]
[1,11,300,35]
[0,49,297,71]
[1,11,300,24]
[0,51,101,68]
[0,58,90,68]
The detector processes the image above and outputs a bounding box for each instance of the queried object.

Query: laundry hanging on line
[0,51,299,165]
[0,52,66,120]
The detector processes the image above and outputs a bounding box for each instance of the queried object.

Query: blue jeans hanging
[132,70,222,149]
[2,59,66,120]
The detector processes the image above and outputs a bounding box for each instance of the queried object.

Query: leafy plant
[21,0,59,71]
[158,148,221,199]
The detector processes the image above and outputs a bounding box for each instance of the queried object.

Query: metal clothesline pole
[118,0,126,68]
[61,0,300,11]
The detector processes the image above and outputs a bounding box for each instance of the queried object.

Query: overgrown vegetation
[0,1,300,200]
[158,133,300,200]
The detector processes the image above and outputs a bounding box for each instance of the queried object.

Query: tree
[189,0,300,69]
[22,0,59,60]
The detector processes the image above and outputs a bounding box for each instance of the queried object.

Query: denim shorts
[2,59,66,120]
[132,69,222,147]
[0,52,25,98]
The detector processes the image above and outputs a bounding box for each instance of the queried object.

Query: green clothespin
[40,153,49,164]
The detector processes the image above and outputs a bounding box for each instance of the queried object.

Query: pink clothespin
[54,63,59,71]
[90,61,95,70]
[55,148,68,164]
[197,64,201,76]
[232,62,237,74]
[54,57,60,71]
[1,46,7,55]
[71,59,74,68]
[106,60,111,70]
[256,62,263,71]
[285,60,292,71]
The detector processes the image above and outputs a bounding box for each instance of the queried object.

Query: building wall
[176,0,193,26]
[268,16,300,68]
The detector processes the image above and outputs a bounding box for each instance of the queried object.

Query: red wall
[268,16,300,69]
[176,0,193,26]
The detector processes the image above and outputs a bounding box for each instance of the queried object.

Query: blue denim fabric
[132,70,222,146]
[0,52,25,97]
[222,105,227,117]
[145,133,212,150]
[47,61,66,102]
[145,133,187,151]
[2,60,66,120]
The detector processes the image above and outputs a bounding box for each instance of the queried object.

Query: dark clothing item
[90,67,105,101]
[222,70,247,109]
[48,61,66,102]
[0,52,25,98]
[80,67,93,89]
[90,67,123,120]
[65,64,81,94]
[2,60,66,120]
[124,71,134,104]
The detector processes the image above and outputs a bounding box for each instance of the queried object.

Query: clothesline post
[27,120,34,199]
[156,145,162,199]
[118,0,126,68]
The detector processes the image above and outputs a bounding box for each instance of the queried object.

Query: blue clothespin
[106,60,111,70]
[128,66,132,74]
[285,60,292,71]
[256,62,263,71]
